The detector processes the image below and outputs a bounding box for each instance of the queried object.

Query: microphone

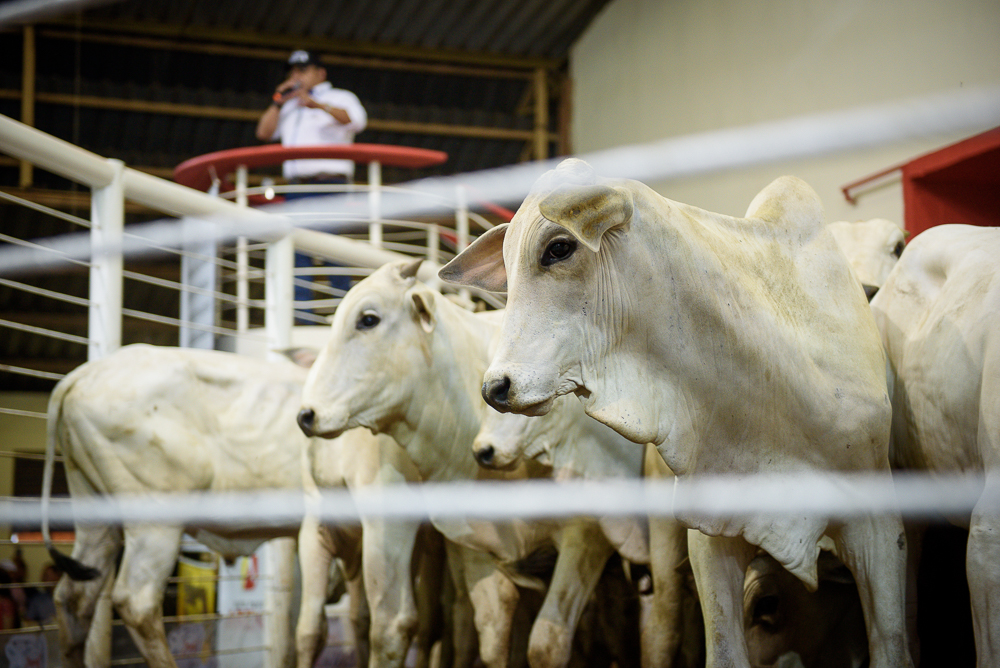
[273,82,302,103]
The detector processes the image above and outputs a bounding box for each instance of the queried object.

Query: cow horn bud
[399,257,423,280]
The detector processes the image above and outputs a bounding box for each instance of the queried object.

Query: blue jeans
[285,175,352,319]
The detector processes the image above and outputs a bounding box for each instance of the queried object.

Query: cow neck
[592,195,886,480]
[394,302,497,483]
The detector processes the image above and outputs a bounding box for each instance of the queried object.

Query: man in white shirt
[256,50,368,319]
[255,49,368,186]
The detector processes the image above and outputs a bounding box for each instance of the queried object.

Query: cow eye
[541,238,577,266]
[356,311,380,330]
[892,241,905,258]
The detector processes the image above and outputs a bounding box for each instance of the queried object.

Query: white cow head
[298,257,438,440]
[828,218,907,300]
[439,159,637,414]
[472,392,569,470]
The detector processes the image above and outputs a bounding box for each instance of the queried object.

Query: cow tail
[43,373,101,581]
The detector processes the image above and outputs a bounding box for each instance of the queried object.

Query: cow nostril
[483,376,511,408]
[297,408,316,435]
[474,445,495,467]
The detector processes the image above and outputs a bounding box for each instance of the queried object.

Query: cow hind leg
[527,520,615,668]
[296,516,335,668]
[53,524,121,668]
[112,524,184,668]
[967,472,1000,668]
[412,525,447,668]
[644,515,689,668]
[453,544,518,668]
[363,518,422,667]
[829,513,913,668]
[687,531,755,668]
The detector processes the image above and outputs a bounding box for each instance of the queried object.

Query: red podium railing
[173,143,449,192]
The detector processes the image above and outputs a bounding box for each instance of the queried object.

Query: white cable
[2,84,998,276]
[5,472,986,528]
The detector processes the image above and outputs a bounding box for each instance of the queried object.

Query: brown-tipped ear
[439,224,508,293]
[399,257,424,281]
[410,288,436,333]
[538,184,633,252]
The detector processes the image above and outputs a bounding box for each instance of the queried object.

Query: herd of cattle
[39,158,997,668]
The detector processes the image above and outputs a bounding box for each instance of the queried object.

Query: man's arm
[255,102,280,142]
[300,96,352,125]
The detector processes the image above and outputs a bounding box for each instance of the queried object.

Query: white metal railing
[0,112,504,391]
[0,113,504,668]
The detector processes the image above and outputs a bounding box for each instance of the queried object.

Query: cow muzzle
[297,407,317,436]
[482,365,558,416]
[482,375,512,412]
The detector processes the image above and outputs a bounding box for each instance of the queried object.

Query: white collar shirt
[271,81,368,180]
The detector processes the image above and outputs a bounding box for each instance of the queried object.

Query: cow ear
[438,224,508,293]
[410,287,436,333]
[538,184,633,252]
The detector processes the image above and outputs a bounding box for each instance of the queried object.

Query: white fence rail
[0,113,503,387]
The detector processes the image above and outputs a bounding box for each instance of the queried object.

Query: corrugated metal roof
[81,0,610,61]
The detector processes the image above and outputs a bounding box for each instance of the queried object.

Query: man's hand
[273,79,302,104]
[299,95,352,124]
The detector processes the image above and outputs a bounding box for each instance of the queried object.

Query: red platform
[173,143,449,192]
[842,126,1000,237]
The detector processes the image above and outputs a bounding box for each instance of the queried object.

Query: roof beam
[43,18,563,71]
[0,89,554,143]
[39,28,536,80]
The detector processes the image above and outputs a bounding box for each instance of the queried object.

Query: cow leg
[297,515,335,668]
[88,572,115,668]
[443,543,479,668]
[412,525,447,668]
[644,515,689,668]
[688,531,755,668]
[362,517,421,667]
[346,570,372,668]
[112,523,184,668]
[968,471,1000,668]
[902,519,927,665]
[460,545,518,668]
[829,513,913,668]
[53,524,121,668]
[527,519,614,668]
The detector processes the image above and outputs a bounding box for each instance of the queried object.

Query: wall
[570,0,1000,225]
[0,392,54,583]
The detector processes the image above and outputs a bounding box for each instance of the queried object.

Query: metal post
[368,160,382,248]
[235,165,250,334]
[533,67,549,161]
[265,235,294,360]
[454,186,469,300]
[19,25,35,188]
[89,159,124,360]
[455,185,469,252]
[179,218,217,350]
[427,224,440,267]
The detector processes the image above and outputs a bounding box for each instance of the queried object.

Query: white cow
[869,224,1000,668]
[297,259,632,668]
[42,344,311,668]
[41,344,438,668]
[439,158,912,668]
[472,393,691,667]
[828,218,907,299]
